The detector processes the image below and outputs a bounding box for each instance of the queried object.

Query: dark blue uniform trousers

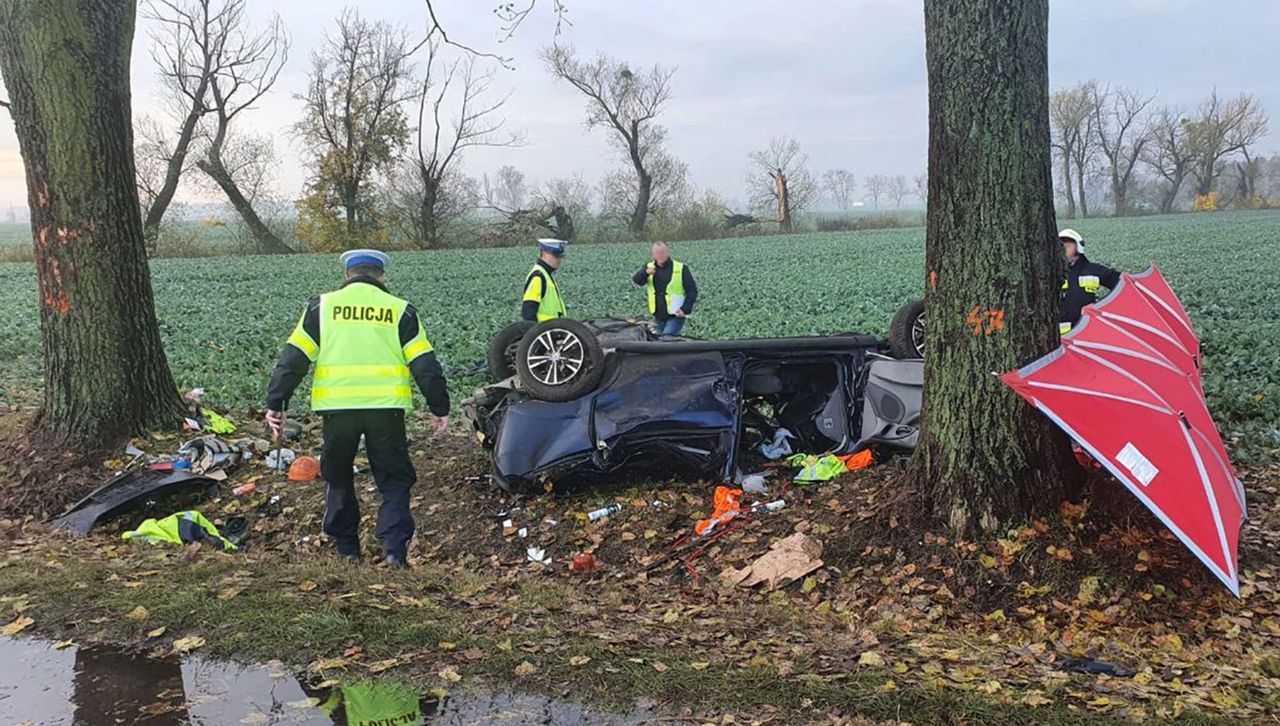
[320,409,416,560]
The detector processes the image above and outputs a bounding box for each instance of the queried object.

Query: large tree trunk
[775,172,793,232]
[1075,165,1089,217]
[1112,174,1128,217]
[916,0,1075,535]
[0,0,185,447]
[1160,170,1185,213]
[630,171,652,236]
[196,156,294,255]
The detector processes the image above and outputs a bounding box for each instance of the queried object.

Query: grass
[0,544,1234,725]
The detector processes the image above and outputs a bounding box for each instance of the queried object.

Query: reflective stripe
[288,329,319,360]
[312,384,413,404]
[526,265,566,321]
[403,338,432,361]
[314,364,409,380]
[646,260,686,314]
[1059,322,1072,335]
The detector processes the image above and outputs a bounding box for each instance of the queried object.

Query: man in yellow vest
[520,238,568,322]
[264,250,449,567]
[632,240,698,336]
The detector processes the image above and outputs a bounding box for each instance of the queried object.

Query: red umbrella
[1001,266,1246,595]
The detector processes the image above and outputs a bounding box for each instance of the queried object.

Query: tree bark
[1059,151,1076,218]
[0,0,185,447]
[141,88,206,252]
[630,170,652,235]
[916,0,1075,535]
[196,156,294,254]
[775,171,792,232]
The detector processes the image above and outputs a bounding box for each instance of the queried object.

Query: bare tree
[403,41,520,248]
[887,174,911,208]
[1050,81,1100,218]
[745,136,817,232]
[913,173,927,203]
[1142,106,1197,213]
[164,2,294,254]
[821,169,856,211]
[134,115,178,221]
[863,174,890,208]
[1092,85,1154,216]
[295,10,418,235]
[1186,90,1269,197]
[483,165,528,211]
[542,45,676,235]
[598,141,689,228]
[531,174,593,241]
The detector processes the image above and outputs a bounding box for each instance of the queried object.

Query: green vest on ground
[288,283,433,412]
[524,264,566,322]
[122,510,236,550]
[646,260,686,315]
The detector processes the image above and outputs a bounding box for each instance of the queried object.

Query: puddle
[0,636,653,724]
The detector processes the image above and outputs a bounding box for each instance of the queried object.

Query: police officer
[1058,228,1121,335]
[632,240,698,336]
[265,249,449,567]
[521,238,568,322]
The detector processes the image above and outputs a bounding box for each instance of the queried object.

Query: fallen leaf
[125,605,149,621]
[438,667,462,683]
[2,616,34,635]
[146,627,167,638]
[297,580,318,593]
[53,639,75,650]
[309,657,349,672]
[367,659,400,673]
[514,661,538,678]
[172,635,205,653]
[652,660,669,673]
[858,651,886,667]
[569,655,591,667]
[1022,691,1052,707]
[690,661,710,671]
[438,641,457,651]
[217,587,242,600]
[661,609,679,624]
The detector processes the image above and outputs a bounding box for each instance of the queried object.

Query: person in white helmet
[1058,228,1121,335]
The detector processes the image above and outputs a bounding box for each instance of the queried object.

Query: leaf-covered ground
[0,209,1277,461]
[1,416,1277,724]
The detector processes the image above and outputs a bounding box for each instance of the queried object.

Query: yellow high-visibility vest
[523,265,566,322]
[646,260,686,315]
[287,282,433,411]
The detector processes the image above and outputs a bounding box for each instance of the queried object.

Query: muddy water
[0,637,650,724]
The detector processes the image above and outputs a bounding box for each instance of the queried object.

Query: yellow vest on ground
[523,264,566,322]
[646,259,686,315]
[287,282,433,411]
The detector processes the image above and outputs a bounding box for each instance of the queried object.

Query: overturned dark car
[464,307,926,493]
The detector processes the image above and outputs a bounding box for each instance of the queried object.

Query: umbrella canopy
[1001,266,1246,595]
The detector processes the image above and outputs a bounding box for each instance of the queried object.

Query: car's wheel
[487,321,536,382]
[889,299,925,359]
[516,319,604,402]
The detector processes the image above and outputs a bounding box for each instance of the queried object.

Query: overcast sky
[1,0,1277,213]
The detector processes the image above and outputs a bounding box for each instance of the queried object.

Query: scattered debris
[570,552,599,574]
[526,547,550,565]
[587,503,622,522]
[722,532,824,590]
[287,456,320,482]
[266,448,296,470]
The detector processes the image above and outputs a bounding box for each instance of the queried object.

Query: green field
[0,210,1277,460]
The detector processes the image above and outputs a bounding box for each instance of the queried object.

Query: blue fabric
[538,240,567,256]
[345,254,384,269]
[656,316,686,336]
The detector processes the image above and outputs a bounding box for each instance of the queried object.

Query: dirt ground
[2,411,1279,723]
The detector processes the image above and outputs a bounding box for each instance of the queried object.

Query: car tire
[889,299,926,359]
[487,321,536,382]
[516,318,605,402]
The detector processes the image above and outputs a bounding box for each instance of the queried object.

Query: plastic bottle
[232,482,256,496]
[587,503,623,522]
[758,499,786,513]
